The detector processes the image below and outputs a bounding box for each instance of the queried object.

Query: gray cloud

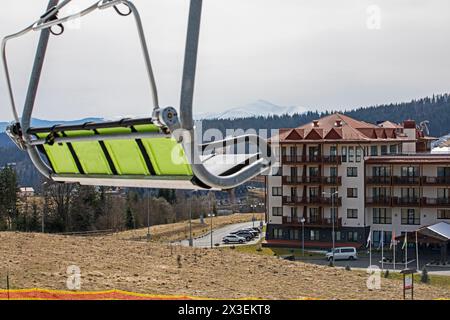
[1,0,449,121]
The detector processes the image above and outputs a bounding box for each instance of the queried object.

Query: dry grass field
[0,231,449,300]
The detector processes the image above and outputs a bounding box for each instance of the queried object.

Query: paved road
[180,221,263,248]
[299,253,450,275]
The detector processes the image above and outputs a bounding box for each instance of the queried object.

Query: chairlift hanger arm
[2,0,160,133]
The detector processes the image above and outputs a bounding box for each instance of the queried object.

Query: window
[309,208,320,222]
[272,207,283,216]
[373,166,390,177]
[290,146,297,157]
[273,228,283,239]
[310,230,320,241]
[330,167,338,177]
[342,147,347,162]
[373,208,392,224]
[272,187,282,196]
[347,188,358,198]
[272,166,282,176]
[330,207,338,221]
[347,167,358,177]
[401,209,420,225]
[290,207,298,217]
[335,231,342,241]
[372,187,389,198]
[289,229,300,240]
[438,167,450,177]
[401,166,419,177]
[381,145,388,155]
[373,231,392,246]
[348,232,358,242]
[389,145,397,154]
[356,148,362,162]
[309,167,319,177]
[281,147,287,156]
[330,146,337,156]
[370,145,378,156]
[347,209,358,219]
[309,187,319,198]
[437,188,450,199]
[348,147,355,162]
[438,209,450,219]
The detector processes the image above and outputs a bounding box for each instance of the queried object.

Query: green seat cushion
[96,127,150,175]
[35,133,80,174]
[64,130,113,175]
[134,124,192,176]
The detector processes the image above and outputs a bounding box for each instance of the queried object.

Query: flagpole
[405,231,408,269]
[416,231,419,271]
[381,231,384,272]
[393,231,396,271]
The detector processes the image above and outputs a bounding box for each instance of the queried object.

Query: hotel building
[265,113,450,249]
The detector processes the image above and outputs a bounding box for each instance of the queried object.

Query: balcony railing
[282,155,342,164]
[392,176,421,185]
[421,176,450,185]
[282,216,342,227]
[421,198,450,207]
[282,196,342,206]
[366,176,392,185]
[365,196,392,206]
[392,197,421,206]
[282,176,342,185]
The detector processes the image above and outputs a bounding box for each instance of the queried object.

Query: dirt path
[0,232,448,300]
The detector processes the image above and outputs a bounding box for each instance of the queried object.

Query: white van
[325,247,358,261]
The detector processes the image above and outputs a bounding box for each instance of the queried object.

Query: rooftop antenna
[419,121,430,136]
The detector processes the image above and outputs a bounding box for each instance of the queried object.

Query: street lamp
[323,191,339,266]
[300,217,306,257]
[146,189,151,242]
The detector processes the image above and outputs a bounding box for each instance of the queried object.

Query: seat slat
[64,130,113,175]
[35,133,80,174]
[96,127,150,175]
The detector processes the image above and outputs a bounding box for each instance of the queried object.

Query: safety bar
[29,131,171,146]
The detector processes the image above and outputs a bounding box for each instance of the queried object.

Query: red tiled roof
[274,113,414,143]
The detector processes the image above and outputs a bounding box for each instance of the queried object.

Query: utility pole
[323,191,338,266]
[146,189,151,242]
[189,193,193,247]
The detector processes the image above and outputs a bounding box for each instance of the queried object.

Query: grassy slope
[0,232,449,300]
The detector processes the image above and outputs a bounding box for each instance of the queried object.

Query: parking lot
[180,221,263,248]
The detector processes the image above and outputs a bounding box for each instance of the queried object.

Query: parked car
[325,247,358,261]
[222,234,246,244]
[231,231,254,241]
[241,228,259,237]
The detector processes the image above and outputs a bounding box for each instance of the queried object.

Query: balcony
[421,177,450,186]
[392,197,421,207]
[282,216,343,228]
[282,155,342,165]
[392,176,421,185]
[365,196,392,207]
[282,196,342,206]
[421,198,450,208]
[366,176,392,185]
[282,176,342,185]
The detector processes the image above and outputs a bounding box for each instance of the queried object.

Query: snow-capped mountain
[196,100,307,120]
[432,132,450,153]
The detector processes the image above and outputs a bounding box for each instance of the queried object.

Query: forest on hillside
[1,94,450,188]
[202,94,450,138]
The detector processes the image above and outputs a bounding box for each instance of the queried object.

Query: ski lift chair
[2,0,273,190]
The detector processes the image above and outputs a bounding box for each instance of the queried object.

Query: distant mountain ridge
[196,100,307,120]
[0,117,104,132]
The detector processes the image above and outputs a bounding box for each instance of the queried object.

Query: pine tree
[125,207,135,230]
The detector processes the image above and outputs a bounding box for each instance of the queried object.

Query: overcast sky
[1,0,450,121]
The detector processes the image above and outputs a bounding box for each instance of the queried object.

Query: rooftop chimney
[313,120,319,128]
[335,120,342,127]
